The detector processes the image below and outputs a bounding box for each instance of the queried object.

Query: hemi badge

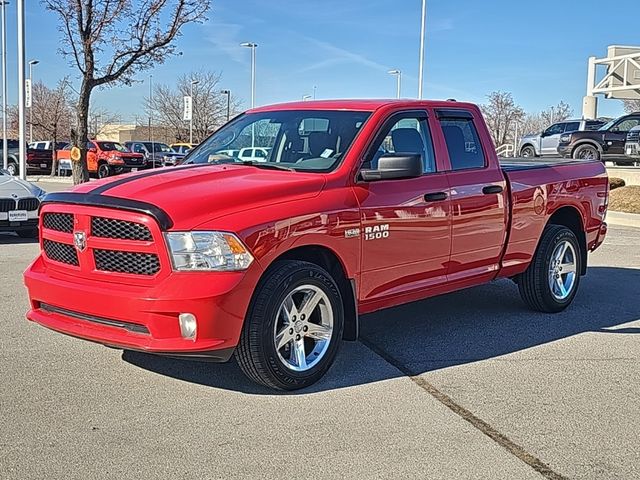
[344,228,360,239]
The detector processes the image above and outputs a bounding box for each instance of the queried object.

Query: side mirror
[360,154,423,181]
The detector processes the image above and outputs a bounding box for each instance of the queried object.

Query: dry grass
[609,185,640,214]
[609,177,626,190]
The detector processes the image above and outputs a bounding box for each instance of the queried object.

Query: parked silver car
[0,168,46,238]
[518,119,605,157]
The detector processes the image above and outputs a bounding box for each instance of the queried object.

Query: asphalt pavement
[1,181,638,479]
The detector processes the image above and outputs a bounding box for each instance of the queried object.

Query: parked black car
[557,112,640,165]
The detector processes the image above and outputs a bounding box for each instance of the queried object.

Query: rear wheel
[518,225,581,313]
[572,144,600,161]
[520,146,536,158]
[235,260,344,390]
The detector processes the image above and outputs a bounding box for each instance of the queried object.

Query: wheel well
[521,143,535,151]
[547,207,587,275]
[276,245,358,340]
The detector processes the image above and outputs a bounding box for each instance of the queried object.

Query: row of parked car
[518,111,640,166]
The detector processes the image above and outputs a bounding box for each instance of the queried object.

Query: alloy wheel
[548,240,577,301]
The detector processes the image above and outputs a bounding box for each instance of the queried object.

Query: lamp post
[1,1,8,171]
[17,0,26,179]
[28,59,38,143]
[387,69,402,99]
[189,79,199,144]
[221,89,231,122]
[417,0,426,99]
[240,42,257,147]
[240,42,258,108]
[148,74,156,166]
[313,85,317,100]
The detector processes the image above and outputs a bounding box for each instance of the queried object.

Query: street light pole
[240,42,258,108]
[1,1,8,171]
[221,89,231,122]
[28,59,39,143]
[17,0,26,179]
[189,79,199,144]
[388,69,402,98]
[149,74,156,166]
[240,42,258,147]
[418,0,426,99]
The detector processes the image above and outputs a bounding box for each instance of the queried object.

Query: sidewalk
[606,211,640,229]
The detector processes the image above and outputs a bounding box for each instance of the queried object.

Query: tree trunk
[50,126,58,177]
[72,80,92,185]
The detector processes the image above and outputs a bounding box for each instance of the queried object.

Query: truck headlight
[108,156,125,165]
[560,134,571,143]
[165,231,254,271]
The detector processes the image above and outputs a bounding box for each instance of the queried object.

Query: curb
[26,176,74,184]
[607,211,640,229]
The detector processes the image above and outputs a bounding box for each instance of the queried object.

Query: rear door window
[563,122,580,133]
[439,117,486,170]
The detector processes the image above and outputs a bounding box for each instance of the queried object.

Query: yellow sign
[70,147,81,162]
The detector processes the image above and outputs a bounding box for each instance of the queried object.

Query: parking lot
[1,182,639,479]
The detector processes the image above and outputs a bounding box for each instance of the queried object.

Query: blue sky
[5,0,639,122]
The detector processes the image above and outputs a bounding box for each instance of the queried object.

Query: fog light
[179,313,197,341]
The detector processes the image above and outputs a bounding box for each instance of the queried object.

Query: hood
[0,175,44,199]
[73,164,326,230]
[566,130,604,141]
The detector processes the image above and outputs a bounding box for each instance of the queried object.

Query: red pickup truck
[25,100,609,390]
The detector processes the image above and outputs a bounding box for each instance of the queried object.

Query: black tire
[235,260,344,390]
[17,228,39,239]
[518,225,582,313]
[572,144,600,161]
[97,162,111,179]
[6,161,18,176]
[520,145,536,158]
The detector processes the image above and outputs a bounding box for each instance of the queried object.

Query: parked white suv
[518,119,605,157]
[238,147,270,162]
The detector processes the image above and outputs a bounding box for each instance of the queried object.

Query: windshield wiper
[241,160,295,171]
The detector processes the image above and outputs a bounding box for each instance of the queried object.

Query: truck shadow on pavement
[122,266,640,394]
[0,233,38,244]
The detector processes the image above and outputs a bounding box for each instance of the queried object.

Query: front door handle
[424,192,448,202]
[482,185,504,195]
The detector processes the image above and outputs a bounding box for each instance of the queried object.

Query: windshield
[598,119,617,131]
[184,110,371,172]
[97,141,128,152]
[143,142,172,153]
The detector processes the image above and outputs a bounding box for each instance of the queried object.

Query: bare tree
[29,79,74,175]
[521,101,574,136]
[481,91,525,147]
[44,0,211,184]
[145,70,242,143]
[87,107,121,139]
[623,99,640,113]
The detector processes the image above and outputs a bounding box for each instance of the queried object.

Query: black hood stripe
[89,164,211,195]
[41,192,174,230]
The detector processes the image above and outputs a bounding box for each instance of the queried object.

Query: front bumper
[557,144,571,157]
[24,254,262,358]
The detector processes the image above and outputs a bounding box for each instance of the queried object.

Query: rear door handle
[482,185,504,195]
[424,192,448,202]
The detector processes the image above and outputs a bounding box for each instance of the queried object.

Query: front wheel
[235,260,344,390]
[97,163,111,179]
[518,225,581,313]
[6,161,18,176]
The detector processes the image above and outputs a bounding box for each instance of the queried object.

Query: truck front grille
[91,217,152,241]
[18,197,39,211]
[43,239,79,266]
[94,249,160,275]
[42,213,74,233]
